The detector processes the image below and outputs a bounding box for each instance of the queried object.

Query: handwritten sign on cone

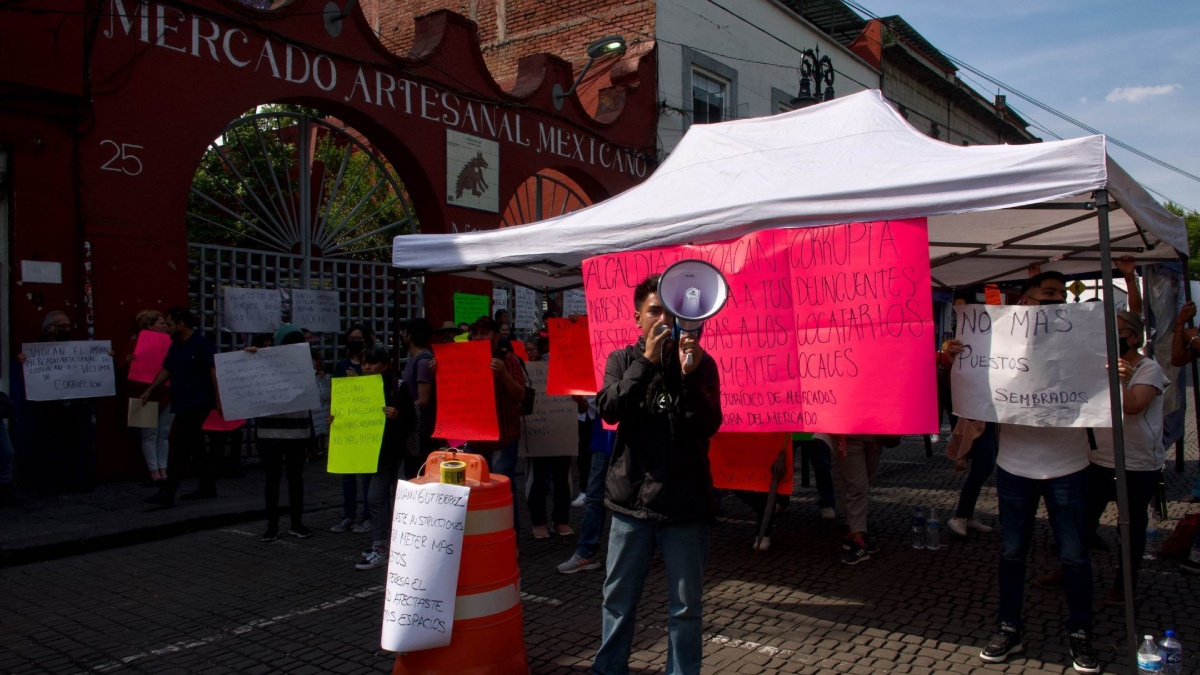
[547,317,597,395]
[128,330,172,384]
[432,340,499,441]
[328,374,386,474]
[709,432,793,493]
[380,481,470,652]
[582,221,937,435]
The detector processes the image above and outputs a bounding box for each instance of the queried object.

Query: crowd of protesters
[2,259,1200,675]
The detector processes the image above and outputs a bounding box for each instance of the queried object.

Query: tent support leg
[1181,255,1200,475]
[1097,190,1138,660]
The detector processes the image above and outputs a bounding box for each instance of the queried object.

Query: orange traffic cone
[392,451,527,675]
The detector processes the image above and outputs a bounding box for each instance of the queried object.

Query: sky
[857,0,1200,213]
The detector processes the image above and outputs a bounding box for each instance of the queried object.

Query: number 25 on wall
[99,140,143,176]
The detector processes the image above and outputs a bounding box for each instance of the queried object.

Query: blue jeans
[996,467,1092,633]
[954,422,997,519]
[594,513,709,675]
[341,474,372,521]
[577,450,610,559]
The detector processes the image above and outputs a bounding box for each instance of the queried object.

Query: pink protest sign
[202,410,245,431]
[582,220,936,434]
[128,330,172,384]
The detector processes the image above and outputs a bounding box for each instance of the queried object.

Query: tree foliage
[186,104,415,261]
[1166,203,1200,279]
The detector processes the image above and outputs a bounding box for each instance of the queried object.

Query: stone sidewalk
[1,430,1198,674]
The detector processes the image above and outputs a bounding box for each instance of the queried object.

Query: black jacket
[598,336,722,523]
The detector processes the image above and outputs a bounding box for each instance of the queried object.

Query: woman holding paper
[123,310,173,484]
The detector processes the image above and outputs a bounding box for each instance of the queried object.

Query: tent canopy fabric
[392,90,1186,290]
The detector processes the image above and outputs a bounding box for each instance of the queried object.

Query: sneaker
[261,524,280,542]
[752,536,771,552]
[1034,570,1064,589]
[288,524,313,539]
[353,519,372,534]
[841,538,869,565]
[865,537,881,555]
[1068,630,1100,674]
[552,523,574,536]
[571,493,586,508]
[356,546,388,570]
[967,519,994,533]
[557,552,602,574]
[948,517,969,537]
[532,525,550,539]
[330,518,353,533]
[819,507,836,520]
[1180,556,1200,575]
[979,624,1024,663]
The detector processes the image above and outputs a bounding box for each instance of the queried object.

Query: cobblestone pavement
[1,430,1198,675]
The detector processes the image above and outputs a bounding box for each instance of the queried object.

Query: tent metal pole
[1181,254,1199,475]
[1096,190,1138,658]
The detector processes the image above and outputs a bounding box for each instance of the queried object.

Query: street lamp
[553,35,628,110]
[790,46,835,108]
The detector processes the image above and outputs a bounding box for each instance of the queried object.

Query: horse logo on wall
[446,131,499,213]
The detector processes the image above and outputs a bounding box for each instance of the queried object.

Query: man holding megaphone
[593,268,724,675]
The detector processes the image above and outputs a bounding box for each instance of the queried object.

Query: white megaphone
[659,259,730,366]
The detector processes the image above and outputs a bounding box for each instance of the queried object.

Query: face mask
[1119,337,1135,355]
[53,330,72,342]
[1039,298,1064,306]
[346,340,364,355]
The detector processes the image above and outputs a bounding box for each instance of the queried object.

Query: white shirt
[997,424,1090,479]
[1089,357,1167,471]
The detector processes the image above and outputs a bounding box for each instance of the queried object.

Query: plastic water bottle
[911,507,925,549]
[925,508,940,550]
[1159,629,1182,675]
[1144,510,1160,561]
[1139,634,1164,673]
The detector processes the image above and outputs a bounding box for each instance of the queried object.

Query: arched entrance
[186,106,420,355]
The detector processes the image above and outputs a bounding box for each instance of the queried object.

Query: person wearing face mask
[16,311,102,495]
[947,271,1099,673]
[329,324,374,534]
[1081,311,1166,606]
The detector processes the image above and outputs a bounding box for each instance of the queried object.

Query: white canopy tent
[391,89,1186,290]
[393,89,1189,655]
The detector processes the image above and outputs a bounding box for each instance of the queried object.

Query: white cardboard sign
[290,289,340,333]
[22,340,115,401]
[519,361,578,458]
[223,287,282,333]
[514,286,538,332]
[214,343,320,420]
[950,303,1112,427]
[563,289,587,317]
[381,481,470,653]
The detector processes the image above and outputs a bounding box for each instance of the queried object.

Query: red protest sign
[128,330,172,384]
[511,341,529,362]
[547,317,597,395]
[709,432,792,493]
[202,409,245,431]
[432,340,499,441]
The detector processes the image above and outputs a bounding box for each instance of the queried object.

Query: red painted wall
[0,0,658,479]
